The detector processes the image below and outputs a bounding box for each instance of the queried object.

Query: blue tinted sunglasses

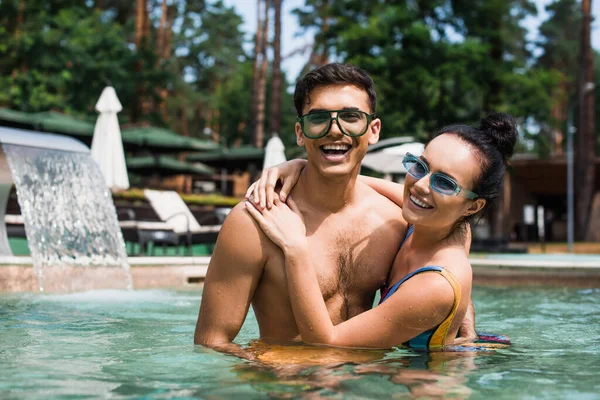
[402,153,479,199]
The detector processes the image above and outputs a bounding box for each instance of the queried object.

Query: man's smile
[319,143,352,161]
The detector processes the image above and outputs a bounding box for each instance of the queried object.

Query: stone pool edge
[0,256,210,292]
[1,255,599,292]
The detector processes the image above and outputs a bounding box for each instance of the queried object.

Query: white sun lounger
[143,189,222,255]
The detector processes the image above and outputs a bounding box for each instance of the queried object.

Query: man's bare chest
[265,214,402,298]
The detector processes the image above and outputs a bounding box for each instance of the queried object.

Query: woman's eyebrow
[420,155,459,181]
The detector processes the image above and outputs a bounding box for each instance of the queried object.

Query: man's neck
[296,164,360,213]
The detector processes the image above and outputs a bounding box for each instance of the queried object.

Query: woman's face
[402,134,485,230]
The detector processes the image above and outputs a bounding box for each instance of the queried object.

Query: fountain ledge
[0,256,210,292]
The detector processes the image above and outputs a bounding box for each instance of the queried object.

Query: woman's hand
[245,196,307,251]
[245,159,307,209]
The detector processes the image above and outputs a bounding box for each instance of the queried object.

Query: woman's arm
[358,176,404,207]
[281,244,455,348]
[246,159,307,208]
[246,160,404,209]
[245,199,455,349]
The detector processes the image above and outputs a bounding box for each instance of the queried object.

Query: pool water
[1,286,599,399]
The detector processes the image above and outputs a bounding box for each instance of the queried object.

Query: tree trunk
[575,0,596,241]
[550,74,569,156]
[132,0,149,123]
[255,0,270,148]
[269,0,283,137]
[135,0,148,50]
[483,20,503,113]
[157,0,168,58]
[312,0,330,67]
[156,0,175,125]
[15,0,24,42]
[249,0,264,145]
[180,106,189,137]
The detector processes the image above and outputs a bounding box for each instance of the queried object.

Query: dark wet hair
[293,63,377,116]
[434,112,518,225]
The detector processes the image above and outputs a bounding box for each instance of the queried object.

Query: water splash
[3,144,131,291]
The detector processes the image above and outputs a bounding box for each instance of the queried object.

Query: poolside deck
[1,253,600,292]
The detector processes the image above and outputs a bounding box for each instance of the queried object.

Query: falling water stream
[3,144,131,291]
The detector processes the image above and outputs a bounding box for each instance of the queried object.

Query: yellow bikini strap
[428,268,462,349]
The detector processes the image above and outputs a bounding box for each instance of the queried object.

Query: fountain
[0,126,131,291]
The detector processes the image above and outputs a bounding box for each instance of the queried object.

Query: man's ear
[295,122,305,147]
[464,198,486,217]
[368,118,381,145]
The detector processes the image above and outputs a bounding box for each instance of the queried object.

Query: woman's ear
[464,198,486,217]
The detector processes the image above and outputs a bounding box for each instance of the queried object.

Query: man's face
[295,84,380,178]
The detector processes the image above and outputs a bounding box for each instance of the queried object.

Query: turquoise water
[1,287,599,399]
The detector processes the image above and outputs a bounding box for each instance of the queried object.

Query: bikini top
[379,226,461,349]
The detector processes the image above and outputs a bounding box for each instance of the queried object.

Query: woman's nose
[412,173,431,194]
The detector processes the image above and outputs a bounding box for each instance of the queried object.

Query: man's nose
[327,116,344,137]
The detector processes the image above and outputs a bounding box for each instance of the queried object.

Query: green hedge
[112,189,241,207]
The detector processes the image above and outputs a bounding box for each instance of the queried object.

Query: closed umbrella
[91,87,129,190]
[263,133,287,169]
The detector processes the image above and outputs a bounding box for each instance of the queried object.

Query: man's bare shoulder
[212,202,274,266]
[356,181,405,219]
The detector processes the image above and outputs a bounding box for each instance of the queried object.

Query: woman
[245,113,516,350]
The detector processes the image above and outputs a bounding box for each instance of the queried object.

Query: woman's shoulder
[429,247,472,282]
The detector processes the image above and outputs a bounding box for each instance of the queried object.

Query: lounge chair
[5,214,26,238]
[143,189,223,255]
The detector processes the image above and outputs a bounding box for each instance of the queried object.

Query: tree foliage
[0,0,251,146]
[0,0,598,161]
[292,0,573,146]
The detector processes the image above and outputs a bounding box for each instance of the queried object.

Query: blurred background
[1,0,599,252]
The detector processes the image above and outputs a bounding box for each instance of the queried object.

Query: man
[195,63,476,354]
[194,63,408,354]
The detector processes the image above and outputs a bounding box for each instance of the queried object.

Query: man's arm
[458,223,477,340]
[194,203,267,357]
[457,299,477,340]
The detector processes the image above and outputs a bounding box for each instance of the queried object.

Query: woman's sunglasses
[402,153,479,199]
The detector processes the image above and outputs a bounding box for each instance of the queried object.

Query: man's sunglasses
[297,109,376,139]
[402,153,479,199]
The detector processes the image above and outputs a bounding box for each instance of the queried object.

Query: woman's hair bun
[479,112,517,161]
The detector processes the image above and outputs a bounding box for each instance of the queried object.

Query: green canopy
[186,146,264,162]
[0,108,218,152]
[0,108,34,125]
[121,127,219,152]
[0,108,95,136]
[126,155,214,176]
[32,111,95,136]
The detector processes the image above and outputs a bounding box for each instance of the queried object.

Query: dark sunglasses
[402,153,478,199]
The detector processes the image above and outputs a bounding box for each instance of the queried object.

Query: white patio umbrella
[361,152,407,174]
[381,142,425,157]
[263,133,287,169]
[91,86,130,190]
[361,142,425,177]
